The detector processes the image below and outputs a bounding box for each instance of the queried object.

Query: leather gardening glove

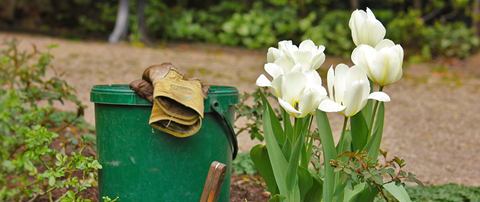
[130,79,202,135]
[142,63,209,138]
[129,79,154,103]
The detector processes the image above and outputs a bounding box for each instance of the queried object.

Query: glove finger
[187,77,209,98]
[142,62,186,82]
[129,79,154,103]
[202,85,210,98]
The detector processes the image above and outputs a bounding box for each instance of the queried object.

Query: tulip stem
[336,116,349,185]
[367,86,384,141]
[303,115,315,168]
[337,116,349,155]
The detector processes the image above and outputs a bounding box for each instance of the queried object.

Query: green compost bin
[90,84,239,202]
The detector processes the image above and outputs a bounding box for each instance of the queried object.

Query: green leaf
[268,194,286,202]
[281,108,293,144]
[304,173,323,202]
[263,94,285,145]
[261,91,289,195]
[348,184,380,202]
[362,79,374,128]
[297,167,313,199]
[0,185,7,201]
[49,176,56,186]
[285,130,305,192]
[282,138,292,161]
[367,102,385,160]
[315,110,337,202]
[384,182,412,202]
[24,159,35,172]
[250,144,278,195]
[350,112,369,152]
[344,182,365,201]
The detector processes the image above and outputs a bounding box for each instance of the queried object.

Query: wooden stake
[200,161,227,202]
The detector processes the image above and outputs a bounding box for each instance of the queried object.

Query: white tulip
[320,64,390,117]
[349,7,386,47]
[258,40,326,87]
[351,39,404,86]
[270,71,343,118]
[267,40,326,71]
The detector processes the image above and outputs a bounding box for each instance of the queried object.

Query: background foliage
[1,0,480,59]
[0,39,100,201]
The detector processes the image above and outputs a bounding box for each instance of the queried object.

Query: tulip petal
[274,56,295,74]
[359,19,386,47]
[291,63,303,72]
[375,39,395,51]
[342,79,370,117]
[299,39,316,52]
[351,45,376,79]
[267,47,282,63]
[271,75,284,98]
[304,70,327,95]
[374,48,402,85]
[349,9,368,46]
[264,63,283,78]
[293,51,313,66]
[318,98,346,112]
[327,65,335,100]
[282,72,307,104]
[366,7,376,19]
[334,64,349,105]
[311,53,326,70]
[278,98,301,118]
[298,88,322,117]
[368,92,390,102]
[347,65,368,85]
[256,74,272,87]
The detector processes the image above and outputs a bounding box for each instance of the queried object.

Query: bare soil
[2,32,480,201]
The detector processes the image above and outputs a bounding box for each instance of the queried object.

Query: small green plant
[102,196,119,202]
[331,151,424,201]
[0,39,101,201]
[234,87,279,141]
[404,183,480,202]
[232,152,258,175]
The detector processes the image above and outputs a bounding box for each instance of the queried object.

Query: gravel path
[2,32,480,186]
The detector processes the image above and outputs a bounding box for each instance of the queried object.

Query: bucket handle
[210,100,238,160]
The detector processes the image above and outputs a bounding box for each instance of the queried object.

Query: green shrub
[302,10,354,58]
[219,2,300,49]
[146,1,246,42]
[386,10,479,60]
[0,39,100,201]
[406,183,480,201]
[232,152,258,175]
[375,183,480,202]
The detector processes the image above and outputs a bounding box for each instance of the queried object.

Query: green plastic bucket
[90,84,239,202]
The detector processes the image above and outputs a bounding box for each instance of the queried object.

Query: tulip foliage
[251,8,419,202]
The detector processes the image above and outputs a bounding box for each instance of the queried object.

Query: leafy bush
[386,10,480,60]
[302,10,354,58]
[406,183,480,201]
[232,152,258,175]
[375,183,480,202]
[219,2,300,49]
[0,39,101,201]
[146,1,245,42]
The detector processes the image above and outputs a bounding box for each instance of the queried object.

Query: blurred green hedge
[1,0,479,59]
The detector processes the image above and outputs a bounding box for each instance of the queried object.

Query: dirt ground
[2,32,480,190]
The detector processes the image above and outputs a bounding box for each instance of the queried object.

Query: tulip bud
[351,39,404,86]
[349,7,386,47]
